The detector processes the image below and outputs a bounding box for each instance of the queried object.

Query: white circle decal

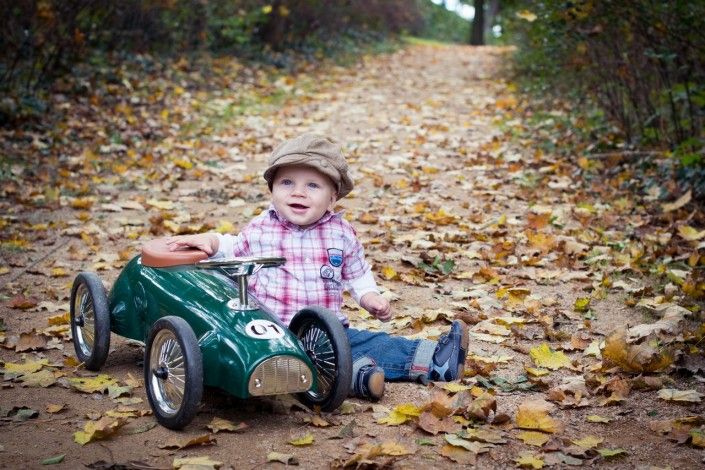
[245,320,284,339]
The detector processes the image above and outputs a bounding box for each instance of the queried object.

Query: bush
[503,2,705,167]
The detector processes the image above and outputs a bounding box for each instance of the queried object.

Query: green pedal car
[69,238,352,429]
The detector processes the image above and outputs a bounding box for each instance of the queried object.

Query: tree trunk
[470,0,485,45]
[484,0,499,41]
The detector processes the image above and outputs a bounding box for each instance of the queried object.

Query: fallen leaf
[378,403,422,425]
[173,456,223,469]
[46,404,66,413]
[597,448,627,458]
[288,433,314,446]
[516,399,562,433]
[601,329,672,373]
[69,375,119,394]
[517,431,551,447]
[572,435,603,449]
[678,225,705,241]
[417,411,460,435]
[586,415,611,423]
[74,416,128,445]
[266,452,299,465]
[40,454,65,465]
[2,359,49,375]
[657,388,703,403]
[515,452,545,469]
[530,343,572,370]
[662,190,691,212]
[205,417,248,433]
[159,434,216,450]
[439,444,477,465]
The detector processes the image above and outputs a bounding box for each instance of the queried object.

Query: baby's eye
[280,179,293,186]
[307,182,320,189]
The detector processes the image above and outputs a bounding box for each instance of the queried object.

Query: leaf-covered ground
[1,44,704,469]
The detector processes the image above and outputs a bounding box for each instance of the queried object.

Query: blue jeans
[345,327,436,382]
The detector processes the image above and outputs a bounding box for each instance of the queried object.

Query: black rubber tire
[290,307,352,412]
[144,316,203,430]
[69,272,111,371]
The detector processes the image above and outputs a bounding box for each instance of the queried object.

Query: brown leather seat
[141,238,209,268]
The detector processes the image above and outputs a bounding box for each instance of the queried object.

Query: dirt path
[1,44,703,469]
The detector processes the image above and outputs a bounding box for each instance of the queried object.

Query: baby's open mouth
[289,203,309,209]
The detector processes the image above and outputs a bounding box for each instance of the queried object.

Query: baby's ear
[328,193,337,211]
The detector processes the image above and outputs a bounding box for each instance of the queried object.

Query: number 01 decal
[245,320,284,339]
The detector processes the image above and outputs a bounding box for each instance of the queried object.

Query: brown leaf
[158,433,216,450]
[8,295,38,310]
[601,328,672,373]
[15,330,48,352]
[417,411,461,435]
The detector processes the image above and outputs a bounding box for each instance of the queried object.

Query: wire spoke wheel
[299,321,337,399]
[150,331,186,415]
[144,316,202,430]
[290,307,351,412]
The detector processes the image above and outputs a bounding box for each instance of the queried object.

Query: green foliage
[503,1,705,169]
[413,0,470,44]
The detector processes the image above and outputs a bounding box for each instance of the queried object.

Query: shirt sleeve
[212,231,249,259]
[341,222,379,303]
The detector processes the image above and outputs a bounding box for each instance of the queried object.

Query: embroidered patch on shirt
[327,248,343,267]
[320,265,335,280]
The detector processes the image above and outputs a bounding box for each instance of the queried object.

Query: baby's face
[271,165,337,227]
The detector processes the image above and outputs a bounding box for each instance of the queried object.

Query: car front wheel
[144,316,203,430]
[290,307,352,412]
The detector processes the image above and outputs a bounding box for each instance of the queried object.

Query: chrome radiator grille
[248,356,313,396]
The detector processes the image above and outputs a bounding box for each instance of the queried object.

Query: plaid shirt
[215,207,378,326]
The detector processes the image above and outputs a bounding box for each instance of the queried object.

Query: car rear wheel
[70,272,110,371]
[290,307,352,412]
[144,316,203,430]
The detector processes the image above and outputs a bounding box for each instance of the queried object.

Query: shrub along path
[0,44,703,468]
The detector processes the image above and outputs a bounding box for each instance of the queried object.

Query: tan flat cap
[263,134,354,198]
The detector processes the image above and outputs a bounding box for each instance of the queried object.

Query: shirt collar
[267,204,341,231]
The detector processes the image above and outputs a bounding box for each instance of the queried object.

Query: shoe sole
[367,370,386,400]
[456,320,470,380]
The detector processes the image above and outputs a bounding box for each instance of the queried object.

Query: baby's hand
[360,292,392,322]
[165,233,219,256]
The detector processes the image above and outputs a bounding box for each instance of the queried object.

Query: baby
[167,134,469,400]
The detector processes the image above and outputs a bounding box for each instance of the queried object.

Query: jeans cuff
[409,339,436,382]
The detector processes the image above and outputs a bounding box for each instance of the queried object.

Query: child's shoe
[428,320,469,381]
[353,364,385,401]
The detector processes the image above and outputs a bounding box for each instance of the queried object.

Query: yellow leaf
[516,10,537,22]
[145,199,174,210]
[507,287,531,306]
[517,431,550,447]
[68,374,118,393]
[530,343,572,370]
[174,158,193,170]
[51,267,69,277]
[70,198,94,210]
[524,367,550,377]
[288,433,314,446]
[216,220,235,234]
[46,403,66,413]
[515,452,544,469]
[47,312,69,325]
[574,297,591,312]
[586,415,611,423]
[381,266,397,280]
[74,416,127,445]
[379,441,414,456]
[572,435,604,449]
[690,428,705,448]
[516,399,562,434]
[439,382,473,393]
[2,359,49,374]
[678,225,705,241]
